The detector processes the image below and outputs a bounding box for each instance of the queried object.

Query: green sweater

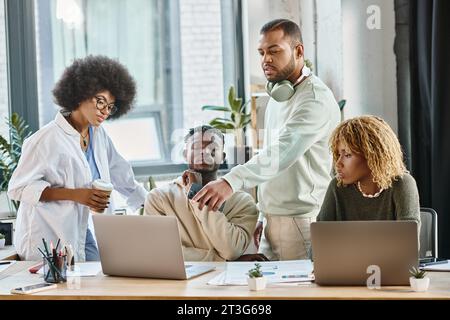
[317,173,420,226]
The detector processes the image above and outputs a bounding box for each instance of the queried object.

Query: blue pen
[282,274,309,279]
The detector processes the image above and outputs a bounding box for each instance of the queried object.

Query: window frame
[4,0,39,133]
[6,0,244,177]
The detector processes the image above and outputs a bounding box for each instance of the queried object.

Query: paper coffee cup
[91,179,113,213]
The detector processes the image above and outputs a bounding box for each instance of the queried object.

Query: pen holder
[43,255,67,283]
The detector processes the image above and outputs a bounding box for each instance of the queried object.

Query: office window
[34,0,228,170]
[0,0,9,140]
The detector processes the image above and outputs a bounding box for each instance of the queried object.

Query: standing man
[193,19,340,260]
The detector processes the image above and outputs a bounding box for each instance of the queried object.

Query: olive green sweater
[318,173,420,228]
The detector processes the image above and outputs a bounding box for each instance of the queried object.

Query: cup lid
[92,179,114,191]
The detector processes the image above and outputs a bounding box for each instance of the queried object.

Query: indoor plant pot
[247,263,266,291]
[247,276,267,291]
[410,276,430,292]
[409,267,430,292]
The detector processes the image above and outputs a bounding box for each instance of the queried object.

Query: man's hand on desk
[233,254,270,262]
[192,179,233,211]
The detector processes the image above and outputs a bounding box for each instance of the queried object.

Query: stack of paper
[421,260,450,271]
[208,260,314,286]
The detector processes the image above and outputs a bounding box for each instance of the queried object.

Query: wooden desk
[1,262,450,300]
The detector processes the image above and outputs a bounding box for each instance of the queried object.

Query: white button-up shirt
[8,111,148,261]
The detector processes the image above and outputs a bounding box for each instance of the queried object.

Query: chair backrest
[419,207,438,259]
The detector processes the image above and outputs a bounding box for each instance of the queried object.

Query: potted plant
[0,233,5,248]
[0,113,32,217]
[202,86,252,165]
[409,266,430,292]
[247,263,267,291]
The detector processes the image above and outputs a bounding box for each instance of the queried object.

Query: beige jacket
[144,178,258,261]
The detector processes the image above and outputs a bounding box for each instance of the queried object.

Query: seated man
[144,125,263,261]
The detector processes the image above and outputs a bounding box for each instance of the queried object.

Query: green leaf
[227,86,242,113]
[241,119,252,128]
[228,86,236,111]
[409,266,427,279]
[0,135,11,150]
[201,105,232,112]
[201,85,253,140]
[248,263,263,278]
[0,112,32,192]
[338,99,346,111]
[210,117,234,125]
[209,118,236,132]
[231,97,243,113]
[209,124,235,133]
[239,114,252,128]
[239,100,251,113]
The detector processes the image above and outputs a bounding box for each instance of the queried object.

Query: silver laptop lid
[311,221,418,286]
[93,215,187,279]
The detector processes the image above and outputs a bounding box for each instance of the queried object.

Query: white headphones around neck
[265,65,312,102]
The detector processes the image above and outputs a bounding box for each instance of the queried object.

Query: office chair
[419,207,438,259]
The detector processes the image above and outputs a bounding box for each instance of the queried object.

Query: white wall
[246,0,301,87]
[244,0,398,132]
[298,0,316,70]
[342,0,398,132]
[315,0,344,100]
[179,0,224,129]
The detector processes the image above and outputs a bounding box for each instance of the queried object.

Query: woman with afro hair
[8,55,148,261]
[317,116,420,235]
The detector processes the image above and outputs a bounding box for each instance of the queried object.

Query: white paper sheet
[207,271,228,286]
[421,260,450,271]
[222,260,314,285]
[0,261,16,274]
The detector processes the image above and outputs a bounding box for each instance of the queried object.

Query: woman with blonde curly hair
[317,116,420,228]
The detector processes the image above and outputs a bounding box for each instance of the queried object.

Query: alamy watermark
[367,5,381,30]
[366,265,381,289]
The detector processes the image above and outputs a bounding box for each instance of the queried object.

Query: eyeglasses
[94,96,117,115]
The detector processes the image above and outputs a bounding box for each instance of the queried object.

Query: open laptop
[311,221,419,286]
[92,215,215,280]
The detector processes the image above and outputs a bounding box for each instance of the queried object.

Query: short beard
[269,54,296,83]
[190,166,220,186]
[194,165,220,175]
